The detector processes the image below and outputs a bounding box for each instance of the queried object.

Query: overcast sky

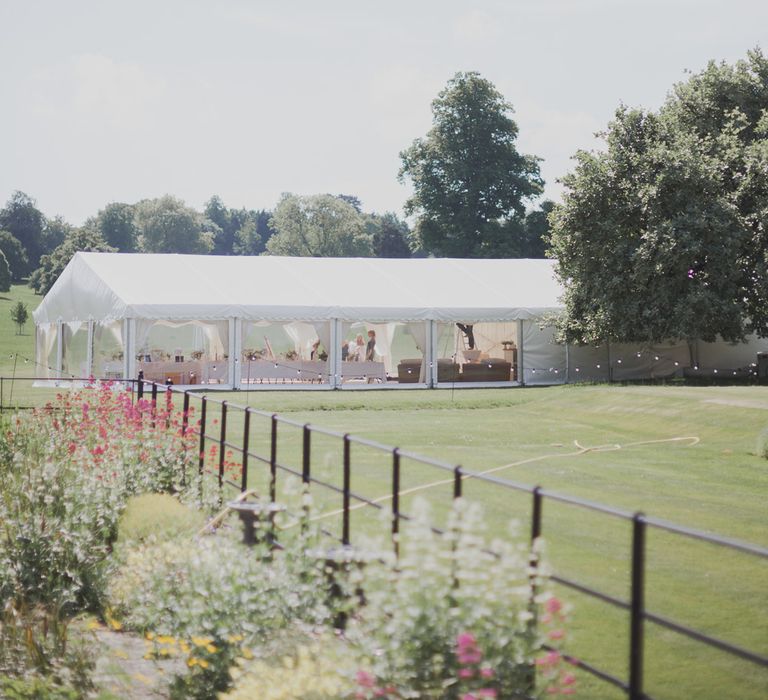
[1,0,765,225]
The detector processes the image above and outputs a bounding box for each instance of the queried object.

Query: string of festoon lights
[5,349,761,386]
[524,346,760,379]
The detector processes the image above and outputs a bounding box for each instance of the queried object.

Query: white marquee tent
[33,253,766,388]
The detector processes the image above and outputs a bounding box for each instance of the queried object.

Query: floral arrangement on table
[242,348,265,361]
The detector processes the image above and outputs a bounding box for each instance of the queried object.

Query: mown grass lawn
[0,283,39,371]
[190,384,768,700]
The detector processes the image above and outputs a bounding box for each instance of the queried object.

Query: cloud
[451,9,502,43]
[28,54,166,132]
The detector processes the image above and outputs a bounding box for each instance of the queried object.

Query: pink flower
[548,629,565,640]
[461,695,477,700]
[458,651,483,665]
[562,673,576,686]
[456,632,478,649]
[458,668,475,679]
[545,597,562,614]
[479,667,494,679]
[356,670,376,688]
[535,651,561,667]
[478,690,497,698]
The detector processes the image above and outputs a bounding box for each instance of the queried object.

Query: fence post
[527,486,544,695]
[531,486,543,542]
[0,377,3,413]
[453,465,463,499]
[182,391,190,436]
[241,408,250,493]
[137,371,144,401]
[218,401,228,489]
[198,395,207,476]
[629,513,647,700]
[392,448,401,558]
[302,424,311,485]
[269,414,278,503]
[342,434,351,546]
[197,395,208,506]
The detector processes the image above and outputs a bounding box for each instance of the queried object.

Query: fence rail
[3,376,767,699]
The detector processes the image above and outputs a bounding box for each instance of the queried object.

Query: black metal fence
[3,376,767,699]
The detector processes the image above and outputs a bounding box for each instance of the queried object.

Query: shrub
[117,493,206,545]
[0,383,204,612]
[109,521,338,699]
[222,639,356,699]
[0,603,95,699]
[344,498,553,699]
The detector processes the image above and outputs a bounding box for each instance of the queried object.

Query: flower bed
[0,383,574,699]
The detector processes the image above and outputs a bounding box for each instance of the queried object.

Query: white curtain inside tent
[312,322,331,357]
[284,322,320,359]
[36,323,58,378]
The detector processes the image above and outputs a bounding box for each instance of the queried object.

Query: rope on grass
[304,436,700,525]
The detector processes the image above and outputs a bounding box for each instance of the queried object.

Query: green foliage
[116,493,206,545]
[135,195,213,254]
[222,640,355,699]
[109,515,337,699]
[0,230,29,282]
[42,217,73,256]
[366,212,412,258]
[0,249,10,292]
[266,193,373,257]
[549,48,768,344]
[0,384,202,612]
[399,71,543,258]
[90,203,139,252]
[0,191,45,275]
[29,228,115,295]
[0,603,95,699]
[346,498,543,698]
[109,528,332,641]
[10,300,28,334]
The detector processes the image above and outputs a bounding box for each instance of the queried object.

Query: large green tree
[0,250,10,293]
[91,202,139,252]
[0,230,29,282]
[135,195,213,254]
[399,72,543,258]
[549,49,768,345]
[0,191,45,275]
[366,212,412,258]
[266,193,373,257]
[29,228,115,296]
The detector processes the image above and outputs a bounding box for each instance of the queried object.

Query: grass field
[0,283,39,371]
[1,282,767,699]
[186,384,768,700]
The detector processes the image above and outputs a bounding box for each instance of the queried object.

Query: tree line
[1,48,765,346]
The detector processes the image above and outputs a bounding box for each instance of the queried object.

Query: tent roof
[33,253,564,324]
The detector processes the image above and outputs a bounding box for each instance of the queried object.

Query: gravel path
[87,623,186,699]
